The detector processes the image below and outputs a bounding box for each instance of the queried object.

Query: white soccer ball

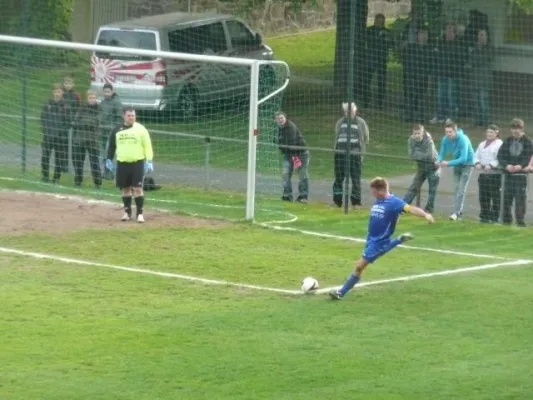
[301,277,319,293]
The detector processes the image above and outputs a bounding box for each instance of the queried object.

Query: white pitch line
[314,259,533,294]
[0,246,301,295]
[0,177,528,262]
[259,223,524,261]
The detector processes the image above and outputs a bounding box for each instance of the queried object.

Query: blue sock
[338,274,360,296]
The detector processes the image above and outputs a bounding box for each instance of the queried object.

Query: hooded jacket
[437,128,475,166]
[408,131,438,166]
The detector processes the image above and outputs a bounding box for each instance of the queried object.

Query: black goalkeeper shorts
[116,160,144,189]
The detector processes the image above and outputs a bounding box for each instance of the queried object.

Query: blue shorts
[362,239,394,263]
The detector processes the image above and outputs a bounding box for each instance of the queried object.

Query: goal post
[0,34,290,221]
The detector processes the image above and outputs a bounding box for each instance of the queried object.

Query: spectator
[274,112,310,203]
[437,120,475,220]
[332,103,369,208]
[61,74,82,173]
[403,124,440,213]
[465,9,490,46]
[363,14,391,109]
[72,90,102,188]
[474,125,503,223]
[467,29,494,126]
[497,118,533,227]
[40,83,71,184]
[99,83,123,180]
[403,27,433,122]
[430,23,467,124]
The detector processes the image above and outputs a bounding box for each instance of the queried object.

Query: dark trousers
[72,140,102,187]
[478,173,501,222]
[404,74,428,122]
[41,136,68,182]
[502,174,528,225]
[403,165,440,213]
[333,153,361,207]
[363,62,387,107]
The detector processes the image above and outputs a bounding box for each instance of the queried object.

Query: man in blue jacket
[437,120,475,220]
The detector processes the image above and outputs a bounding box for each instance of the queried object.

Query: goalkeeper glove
[105,159,115,172]
[145,161,154,174]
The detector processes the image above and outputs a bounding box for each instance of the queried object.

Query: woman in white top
[474,124,503,223]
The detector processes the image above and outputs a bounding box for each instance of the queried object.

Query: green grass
[1,177,533,399]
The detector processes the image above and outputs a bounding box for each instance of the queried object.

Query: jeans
[472,82,490,126]
[282,151,310,200]
[403,165,440,213]
[452,165,472,215]
[437,77,458,121]
[41,136,68,182]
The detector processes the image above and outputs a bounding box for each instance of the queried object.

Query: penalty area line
[315,259,533,294]
[0,246,301,295]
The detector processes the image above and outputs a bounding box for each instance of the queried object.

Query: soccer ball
[301,277,319,293]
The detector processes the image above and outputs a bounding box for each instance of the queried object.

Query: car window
[168,22,227,54]
[226,20,256,48]
[96,29,157,60]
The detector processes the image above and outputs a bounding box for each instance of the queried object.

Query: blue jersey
[367,194,410,243]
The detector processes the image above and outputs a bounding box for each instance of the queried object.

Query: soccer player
[329,177,434,300]
[106,107,154,223]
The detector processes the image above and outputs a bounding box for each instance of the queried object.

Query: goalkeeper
[332,103,369,208]
[106,107,154,223]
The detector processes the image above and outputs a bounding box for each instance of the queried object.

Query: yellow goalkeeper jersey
[107,122,153,163]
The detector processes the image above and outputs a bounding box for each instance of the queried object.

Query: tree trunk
[333,0,368,101]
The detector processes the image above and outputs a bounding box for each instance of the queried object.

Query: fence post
[204,136,211,190]
[499,171,505,223]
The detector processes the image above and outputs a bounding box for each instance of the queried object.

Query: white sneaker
[136,214,145,223]
[449,213,458,221]
[121,213,131,221]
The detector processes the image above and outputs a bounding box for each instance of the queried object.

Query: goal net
[0,33,290,222]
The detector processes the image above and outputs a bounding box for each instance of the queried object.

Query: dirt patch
[0,191,230,235]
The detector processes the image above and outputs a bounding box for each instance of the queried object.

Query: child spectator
[468,29,493,126]
[274,112,310,203]
[99,83,123,180]
[403,124,440,213]
[497,118,533,227]
[72,90,102,188]
[40,83,71,183]
[474,125,503,223]
[61,74,82,173]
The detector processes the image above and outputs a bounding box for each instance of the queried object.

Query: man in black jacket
[274,112,310,203]
[40,83,71,183]
[403,27,433,122]
[497,118,533,227]
[363,14,391,108]
[430,23,468,124]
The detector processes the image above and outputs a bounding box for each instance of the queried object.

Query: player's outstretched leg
[329,258,368,300]
[329,234,414,300]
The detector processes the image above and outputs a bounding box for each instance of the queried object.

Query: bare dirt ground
[0,191,229,235]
